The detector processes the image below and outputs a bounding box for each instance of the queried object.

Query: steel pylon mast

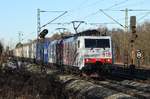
[37,8,41,39]
[18,31,23,43]
[125,8,128,32]
[37,8,67,39]
[100,8,150,32]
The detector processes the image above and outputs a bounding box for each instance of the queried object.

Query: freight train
[13,30,113,75]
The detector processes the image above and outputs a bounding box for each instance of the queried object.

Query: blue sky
[0,0,149,48]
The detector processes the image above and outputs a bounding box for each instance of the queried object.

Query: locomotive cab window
[85,39,110,48]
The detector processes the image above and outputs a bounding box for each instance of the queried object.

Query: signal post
[39,29,48,73]
[130,16,137,69]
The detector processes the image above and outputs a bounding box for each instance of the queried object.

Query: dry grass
[0,66,54,99]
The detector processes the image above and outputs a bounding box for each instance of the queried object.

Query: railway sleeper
[94,81,150,99]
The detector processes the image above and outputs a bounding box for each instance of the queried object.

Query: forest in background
[112,21,150,66]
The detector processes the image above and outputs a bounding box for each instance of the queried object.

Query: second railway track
[72,73,150,99]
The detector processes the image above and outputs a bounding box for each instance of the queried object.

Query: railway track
[119,80,150,92]
[111,65,150,80]
[68,69,150,99]
[77,76,150,99]
[94,81,149,98]
[44,63,150,98]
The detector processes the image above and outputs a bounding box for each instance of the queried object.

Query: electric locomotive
[47,34,113,76]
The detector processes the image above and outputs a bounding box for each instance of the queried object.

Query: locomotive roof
[75,29,100,36]
[62,29,108,39]
[62,36,111,43]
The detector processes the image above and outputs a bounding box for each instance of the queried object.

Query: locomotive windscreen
[85,39,110,48]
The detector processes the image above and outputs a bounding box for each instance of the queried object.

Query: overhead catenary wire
[89,0,105,6]
[68,0,105,12]
[99,9,126,28]
[115,12,147,21]
[67,0,90,12]
[39,1,150,36]
[39,10,67,13]
[82,0,105,9]
[40,11,68,28]
[80,0,129,21]
[61,0,90,24]
[114,0,145,9]
[46,0,130,31]
[67,0,106,21]
[98,8,150,28]
[82,10,100,20]
[86,22,115,25]
[82,4,150,22]
[37,0,89,30]
[77,0,90,8]
[106,0,129,10]
[138,11,150,22]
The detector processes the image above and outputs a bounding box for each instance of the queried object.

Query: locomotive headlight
[106,58,112,63]
[107,59,110,62]
[84,58,97,63]
[85,59,89,62]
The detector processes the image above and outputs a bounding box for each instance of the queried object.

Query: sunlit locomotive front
[76,36,113,73]
[61,36,113,75]
[80,36,113,75]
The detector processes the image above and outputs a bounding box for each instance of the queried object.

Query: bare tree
[111,21,150,66]
[0,41,3,56]
[135,21,150,65]
[50,33,62,40]
[0,41,3,65]
[50,32,72,40]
